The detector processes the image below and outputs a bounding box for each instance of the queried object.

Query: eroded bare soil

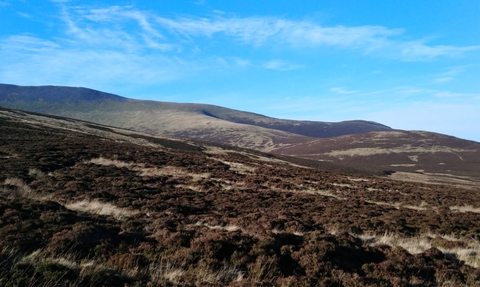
[1,108,480,286]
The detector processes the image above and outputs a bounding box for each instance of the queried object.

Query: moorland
[1,106,480,286]
[1,84,480,189]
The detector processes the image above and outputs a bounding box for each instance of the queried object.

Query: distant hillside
[1,83,479,186]
[0,83,127,103]
[276,130,480,188]
[0,84,391,140]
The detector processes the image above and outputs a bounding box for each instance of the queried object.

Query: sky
[1,0,480,142]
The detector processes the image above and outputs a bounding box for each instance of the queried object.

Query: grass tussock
[356,232,480,268]
[88,157,138,169]
[365,200,437,211]
[89,157,212,181]
[188,221,243,232]
[65,200,137,220]
[450,205,480,214]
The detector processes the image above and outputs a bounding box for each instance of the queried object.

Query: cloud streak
[330,87,358,94]
[1,4,480,94]
[42,4,478,60]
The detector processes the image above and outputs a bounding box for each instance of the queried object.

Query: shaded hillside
[1,107,480,286]
[0,84,391,140]
[0,83,127,103]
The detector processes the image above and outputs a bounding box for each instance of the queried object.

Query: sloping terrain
[0,84,390,149]
[1,107,480,286]
[1,83,479,187]
[275,131,480,188]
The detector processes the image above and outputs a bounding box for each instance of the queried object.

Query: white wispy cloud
[59,6,174,51]
[155,16,400,50]
[1,3,479,90]
[399,41,480,61]
[152,14,479,60]
[434,67,465,83]
[330,87,358,94]
[0,34,192,89]
[263,60,302,71]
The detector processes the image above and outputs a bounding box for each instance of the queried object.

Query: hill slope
[1,107,480,286]
[276,130,480,187]
[0,84,391,143]
[1,83,479,186]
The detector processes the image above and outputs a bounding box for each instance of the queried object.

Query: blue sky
[1,0,480,142]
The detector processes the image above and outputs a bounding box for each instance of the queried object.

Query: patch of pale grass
[271,228,283,234]
[326,145,474,157]
[1,177,49,200]
[89,157,212,181]
[221,161,256,174]
[355,232,480,268]
[271,227,304,236]
[402,201,437,211]
[293,230,304,236]
[365,200,437,211]
[149,258,185,285]
[19,249,81,270]
[139,166,211,181]
[3,178,32,195]
[189,221,243,232]
[28,168,46,179]
[390,164,416,167]
[196,264,244,284]
[378,233,432,254]
[450,205,480,214]
[332,183,354,188]
[347,177,370,182]
[88,157,138,169]
[298,188,346,200]
[65,200,137,220]
[138,166,182,177]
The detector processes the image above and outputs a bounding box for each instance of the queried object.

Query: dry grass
[65,200,137,220]
[295,186,346,200]
[140,166,211,181]
[388,171,480,189]
[326,145,474,158]
[355,232,480,268]
[449,205,480,214]
[89,157,212,181]
[149,256,186,284]
[88,157,138,169]
[221,160,256,174]
[28,168,46,178]
[365,200,437,211]
[188,221,243,232]
[196,264,244,284]
[3,177,32,195]
[1,177,43,201]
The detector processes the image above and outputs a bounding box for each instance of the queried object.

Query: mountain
[0,84,390,148]
[1,83,479,187]
[1,106,480,286]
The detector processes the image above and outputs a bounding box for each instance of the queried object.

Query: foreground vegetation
[1,108,480,286]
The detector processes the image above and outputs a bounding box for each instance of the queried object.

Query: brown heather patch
[1,108,480,286]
